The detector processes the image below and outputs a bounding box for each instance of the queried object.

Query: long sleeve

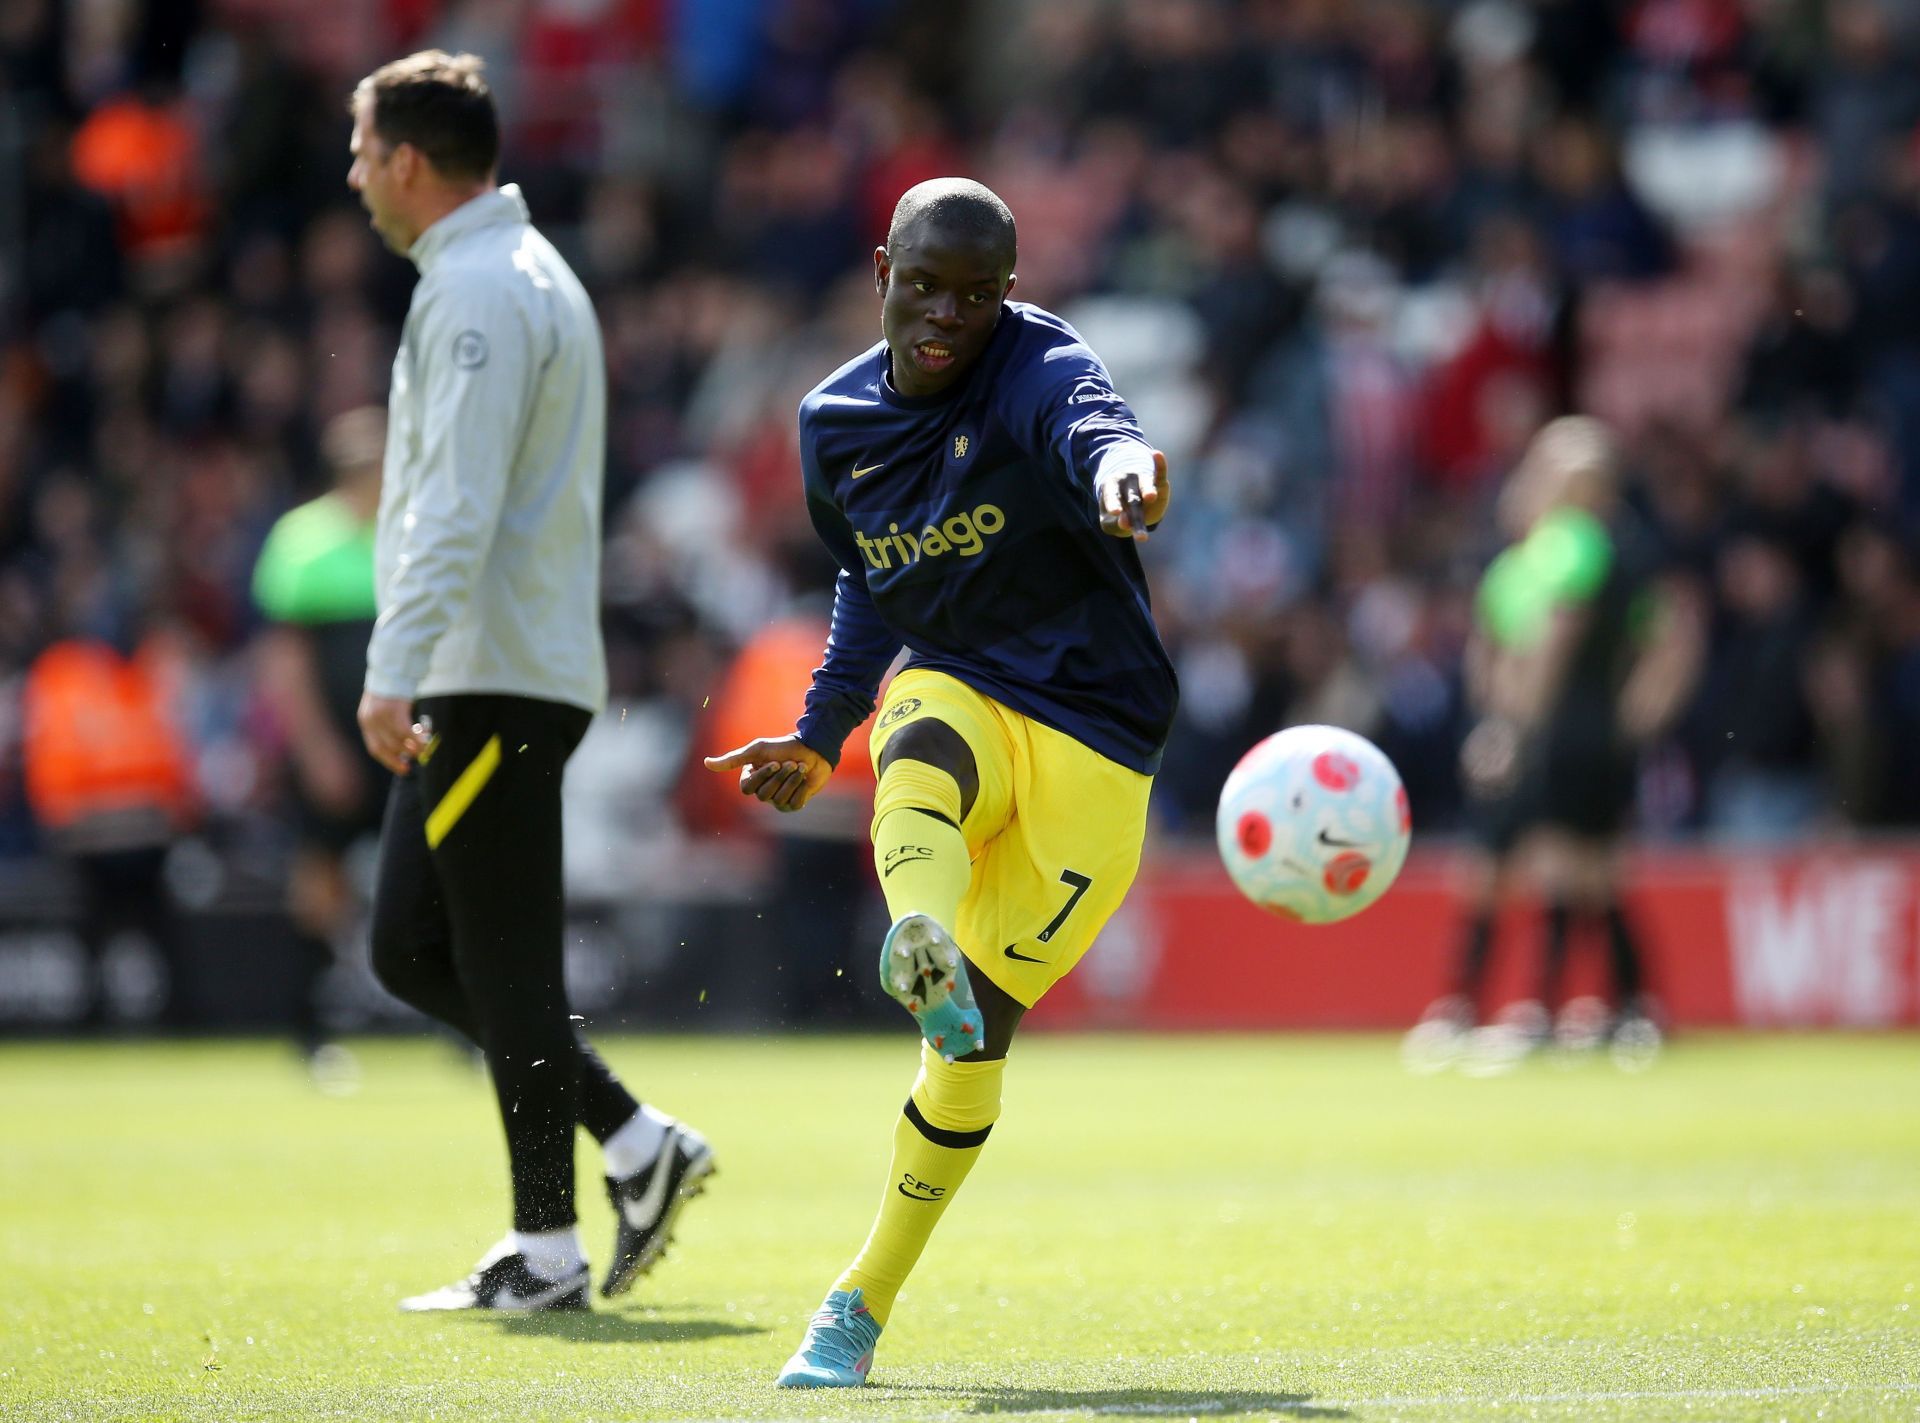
[365,275,536,699]
[795,566,897,765]
[1010,335,1155,491]
[778,306,1177,775]
[793,417,898,765]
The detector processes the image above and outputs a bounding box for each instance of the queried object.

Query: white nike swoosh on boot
[399,1265,583,1313]
[620,1144,678,1228]
[493,1270,585,1311]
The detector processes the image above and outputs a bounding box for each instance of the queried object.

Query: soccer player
[347,51,712,1312]
[705,178,1175,1386]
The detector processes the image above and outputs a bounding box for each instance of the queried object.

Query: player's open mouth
[912,342,955,373]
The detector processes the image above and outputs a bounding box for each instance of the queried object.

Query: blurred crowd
[7,0,1920,889]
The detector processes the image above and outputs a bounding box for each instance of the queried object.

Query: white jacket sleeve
[365,275,535,698]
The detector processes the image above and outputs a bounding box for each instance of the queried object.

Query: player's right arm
[704,407,899,812]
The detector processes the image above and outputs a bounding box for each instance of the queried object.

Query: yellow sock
[836,1042,1003,1324]
[871,754,970,929]
[873,807,969,927]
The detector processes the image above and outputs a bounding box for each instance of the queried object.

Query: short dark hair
[887,178,1017,276]
[353,50,498,183]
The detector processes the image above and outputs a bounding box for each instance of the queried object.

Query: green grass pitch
[3,1033,1916,1421]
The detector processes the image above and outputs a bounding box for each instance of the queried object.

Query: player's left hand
[1098,450,1170,541]
[357,692,429,776]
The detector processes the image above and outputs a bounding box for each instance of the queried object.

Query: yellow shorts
[868,668,1153,1008]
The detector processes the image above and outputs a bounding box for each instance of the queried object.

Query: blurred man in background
[346,50,711,1314]
[1515,419,1701,1055]
[1413,417,1702,1065]
[252,406,387,1080]
[1403,455,1551,1070]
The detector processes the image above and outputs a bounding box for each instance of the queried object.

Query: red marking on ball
[1395,786,1411,834]
[1266,902,1302,921]
[1312,750,1360,792]
[1237,811,1272,857]
[1323,851,1372,895]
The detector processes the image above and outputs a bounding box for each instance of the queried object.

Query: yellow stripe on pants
[425,734,503,849]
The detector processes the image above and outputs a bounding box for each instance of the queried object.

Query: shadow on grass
[473,1311,769,1345]
[885,1384,1350,1418]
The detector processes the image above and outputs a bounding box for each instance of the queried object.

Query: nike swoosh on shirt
[1003,944,1046,964]
[851,463,884,479]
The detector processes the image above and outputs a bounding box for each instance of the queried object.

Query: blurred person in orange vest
[694,584,884,1025]
[22,624,196,1030]
[68,85,210,263]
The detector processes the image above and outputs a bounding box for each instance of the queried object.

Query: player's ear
[1003,271,1017,299]
[874,246,891,296]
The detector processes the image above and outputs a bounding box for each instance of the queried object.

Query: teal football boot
[775,1287,883,1387]
[879,913,985,1059]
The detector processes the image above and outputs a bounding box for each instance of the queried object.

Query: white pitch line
[698,1380,1920,1423]
[1313,1380,1920,1411]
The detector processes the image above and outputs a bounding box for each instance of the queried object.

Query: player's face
[874,227,1014,398]
[347,99,413,253]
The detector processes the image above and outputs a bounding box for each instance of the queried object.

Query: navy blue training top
[793,301,1178,775]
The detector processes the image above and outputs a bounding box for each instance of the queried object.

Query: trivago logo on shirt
[853,503,1007,570]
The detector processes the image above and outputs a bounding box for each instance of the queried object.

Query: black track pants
[369,693,638,1232]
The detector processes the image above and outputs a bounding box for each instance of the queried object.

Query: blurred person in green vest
[252,407,385,1083]
[1407,417,1701,1071]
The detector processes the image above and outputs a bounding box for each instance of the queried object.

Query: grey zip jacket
[365,184,608,713]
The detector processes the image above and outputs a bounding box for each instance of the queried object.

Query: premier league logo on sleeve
[453,330,489,369]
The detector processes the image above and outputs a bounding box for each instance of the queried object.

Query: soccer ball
[1215,725,1411,924]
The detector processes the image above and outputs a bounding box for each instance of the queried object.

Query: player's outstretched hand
[703,735,833,813]
[1098,450,1170,541]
